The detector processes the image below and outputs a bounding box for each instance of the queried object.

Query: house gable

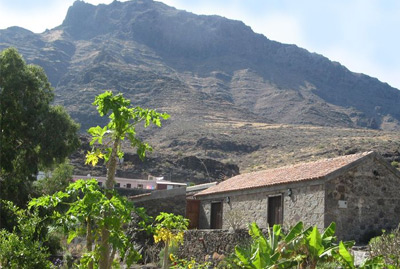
[324,152,400,242]
[196,151,373,198]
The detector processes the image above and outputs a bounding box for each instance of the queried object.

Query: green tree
[34,159,74,195]
[0,48,80,213]
[85,90,169,268]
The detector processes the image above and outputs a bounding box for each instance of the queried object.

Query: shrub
[369,225,400,267]
[225,208,246,230]
[153,212,189,269]
[0,201,52,268]
[169,254,211,269]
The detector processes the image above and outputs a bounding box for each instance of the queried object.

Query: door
[268,195,283,226]
[210,202,223,229]
[186,199,200,229]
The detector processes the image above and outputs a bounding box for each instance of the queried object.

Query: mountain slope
[1,0,399,132]
[1,0,400,131]
[1,0,400,179]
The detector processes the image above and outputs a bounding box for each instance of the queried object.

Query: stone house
[195,151,400,242]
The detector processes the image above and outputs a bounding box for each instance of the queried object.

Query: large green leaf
[307,226,324,257]
[252,245,269,268]
[270,224,282,250]
[235,246,253,267]
[322,222,337,247]
[338,241,355,268]
[322,222,336,239]
[284,221,303,242]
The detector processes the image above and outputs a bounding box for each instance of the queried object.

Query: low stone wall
[179,229,251,262]
[179,229,371,266]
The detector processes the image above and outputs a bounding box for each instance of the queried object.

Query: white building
[73,175,186,190]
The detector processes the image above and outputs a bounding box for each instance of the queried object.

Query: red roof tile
[196,152,373,196]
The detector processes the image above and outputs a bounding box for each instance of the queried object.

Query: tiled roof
[196,152,373,196]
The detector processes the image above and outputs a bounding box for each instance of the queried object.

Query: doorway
[210,202,223,229]
[268,195,283,226]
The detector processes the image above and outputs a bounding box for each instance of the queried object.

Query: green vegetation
[0,201,52,268]
[85,90,170,187]
[0,48,80,222]
[34,160,74,195]
[30,179,140,268]
[369,225,400,268]
[228,221,384,269]
[84,90,169,268]
[0,74,170,268]
[2,48,400,269]
[153,212,189,269]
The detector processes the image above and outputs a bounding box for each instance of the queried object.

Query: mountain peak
[1,0,400,131]
[60,0,176,39]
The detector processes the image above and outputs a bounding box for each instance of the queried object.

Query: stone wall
[179,229,252,262]
[325,156,400,242]
[199,182,325,230]
[284,183,325,230]
[130,187,186,217]
[222,191,269,229]
[199,191,271,229]
[199,192,271,229]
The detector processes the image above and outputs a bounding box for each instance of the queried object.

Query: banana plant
[229,221,386,269]
[284,222,355,269]
[232,222,300,268]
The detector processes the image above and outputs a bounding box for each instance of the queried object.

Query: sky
[0,0,399,89]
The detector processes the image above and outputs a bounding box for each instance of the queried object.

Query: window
[115,183,120,188]
[98,182,102,187]
[137,184,143,189]
[210,202,223,229]
[126,183,131,189]
[268,195,283,226]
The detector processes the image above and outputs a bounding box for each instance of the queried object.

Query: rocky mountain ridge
[1,0,400,181]
[1,0,400,131]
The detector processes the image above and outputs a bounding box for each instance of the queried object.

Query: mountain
[1,0,400,180]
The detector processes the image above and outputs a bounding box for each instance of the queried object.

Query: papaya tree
[85,90,169,268]
[153,212,189,269]
[29,179,140,269]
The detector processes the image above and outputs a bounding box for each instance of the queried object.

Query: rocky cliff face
[1,0,400,131]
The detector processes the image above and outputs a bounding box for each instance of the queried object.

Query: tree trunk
[99,227,110,269]
[86,217,93,269]
[163,239,170,269]
[99,138,120,269]
[105,138,120,192]
[108,247,117,268]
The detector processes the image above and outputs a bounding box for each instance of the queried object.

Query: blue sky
[1,0,399,89]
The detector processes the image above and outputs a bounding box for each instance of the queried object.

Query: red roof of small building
[196,151,373,197]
